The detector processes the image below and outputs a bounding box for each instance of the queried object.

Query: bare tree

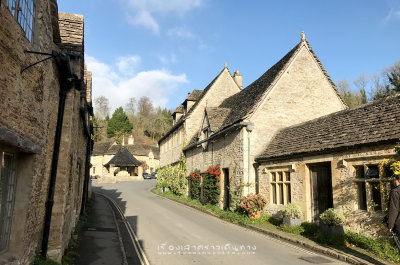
[94,96,110,120]
[137,96,154,118]
[337,79,362,108]
[125,97,136,117]
[353,74,368,104]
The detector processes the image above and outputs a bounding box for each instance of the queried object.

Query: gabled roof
[256,94,400,161]
[105,147,142,167]
[187,90,203,101]
[205,107,231,132]
[173,105,184,114]
[217,35,345,130]
[158,66,237,144]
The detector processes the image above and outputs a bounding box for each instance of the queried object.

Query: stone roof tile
[105,147,142,167]
[257,94,400,160]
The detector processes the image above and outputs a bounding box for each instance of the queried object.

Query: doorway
[309,162,333,222]
[223,168,230,210]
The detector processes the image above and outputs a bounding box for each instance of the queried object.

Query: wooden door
[310,163,333,222]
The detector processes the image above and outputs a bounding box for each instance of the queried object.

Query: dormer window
[7,0,35,42]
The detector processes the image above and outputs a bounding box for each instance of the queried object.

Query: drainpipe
[41,54,73,258]
[246,123,254,195]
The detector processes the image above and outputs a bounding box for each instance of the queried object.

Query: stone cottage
[158,65,242,167]
[0,1,93,263]
[184,32,346,209]
[91,135,159,183]
[255,95,400,235]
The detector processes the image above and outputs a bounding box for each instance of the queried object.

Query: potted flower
[240,193,267,219]
[319,208,346,237]
[283,203,302,226]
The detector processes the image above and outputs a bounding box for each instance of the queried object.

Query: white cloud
[86,54,188,112]
[125,0,203,34]
[383,7,400,23]
[159,53,177,65]
[167,27,195,39]
[117,56,141,76]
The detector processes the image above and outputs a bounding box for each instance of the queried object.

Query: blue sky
[58,0,400,113]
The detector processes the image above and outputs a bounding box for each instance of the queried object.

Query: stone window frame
[270,171,291,205]
[6,0,35,42]
[353,163,392,212]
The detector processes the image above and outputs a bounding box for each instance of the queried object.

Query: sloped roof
[187,90,203,101]
[105,147,142,167]
[92,142,159,159]
[58,12,84,56]
[158,67,235,144]
[92,142,113,155]
[206,107,231,132]
[218,37,345,130]
[173,105,184,114]
[256,94,400,161]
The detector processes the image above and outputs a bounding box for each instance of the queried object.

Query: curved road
[93,180,346,265]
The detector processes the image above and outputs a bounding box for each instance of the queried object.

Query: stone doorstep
[152,189,387,265]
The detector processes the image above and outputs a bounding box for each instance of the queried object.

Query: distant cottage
[91,135,159,183]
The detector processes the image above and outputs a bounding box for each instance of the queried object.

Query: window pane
[271,172,276,182]
[272,184,276,204]
[357,182,367,210]
[286,183,291,203]
[7,0,17,16]
[355,166,365,179]
[366,165,379,179]
[278,184,283,204]
[285,172,290,181]
[371,183,382,211]
[278,172,283,182]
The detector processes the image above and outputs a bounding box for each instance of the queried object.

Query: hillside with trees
[93,96,173,144]
[337,61,400,108]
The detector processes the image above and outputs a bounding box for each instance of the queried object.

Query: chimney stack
[233,70,242,89]
[128,134,134,145]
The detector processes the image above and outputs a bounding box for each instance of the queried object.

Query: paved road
[93,180,347,265]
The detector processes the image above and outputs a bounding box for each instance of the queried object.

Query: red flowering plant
[202,165,222,205]
[189,169,202,200]
[240,193,267,217]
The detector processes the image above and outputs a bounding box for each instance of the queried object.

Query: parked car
[142,173,151,179]
[150,172,157,179]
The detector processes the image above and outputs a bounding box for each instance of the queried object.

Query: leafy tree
[107,107,133,143]
[387,61,400,92]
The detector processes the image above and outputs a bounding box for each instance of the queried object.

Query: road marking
[96,192,151,265]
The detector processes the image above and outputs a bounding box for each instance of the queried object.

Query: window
[353,164,392,212]
[0,151,17,251]
[93,167,95,174]
[6,0,35,42]
[271,171,291,205]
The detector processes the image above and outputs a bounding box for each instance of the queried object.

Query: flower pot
[283,217,302,226]
[248,210,262,219]
[320,223,346,237]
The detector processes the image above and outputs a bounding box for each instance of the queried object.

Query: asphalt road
[93,180,347,265]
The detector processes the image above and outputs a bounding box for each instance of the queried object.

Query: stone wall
[0,3,91,264]
[0,1,61,264]
[258,143,397,236]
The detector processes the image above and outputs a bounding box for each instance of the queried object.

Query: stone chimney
[233,70,242,89]
[128,134,134,145]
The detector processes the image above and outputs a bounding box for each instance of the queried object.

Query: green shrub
[156,153,187,196]
[239,193,267,214]
[31,254,60,265]
[319,208,345,226]
[202,165,221,205]
[280,224,305,235]
[189,169,201,200]
[283,203,303,219]
[346,231,400,263]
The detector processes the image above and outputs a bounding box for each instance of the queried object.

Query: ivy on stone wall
[156,152,187,196]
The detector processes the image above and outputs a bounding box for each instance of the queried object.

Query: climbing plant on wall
[189,169,202,200]
[156,152,187,196]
